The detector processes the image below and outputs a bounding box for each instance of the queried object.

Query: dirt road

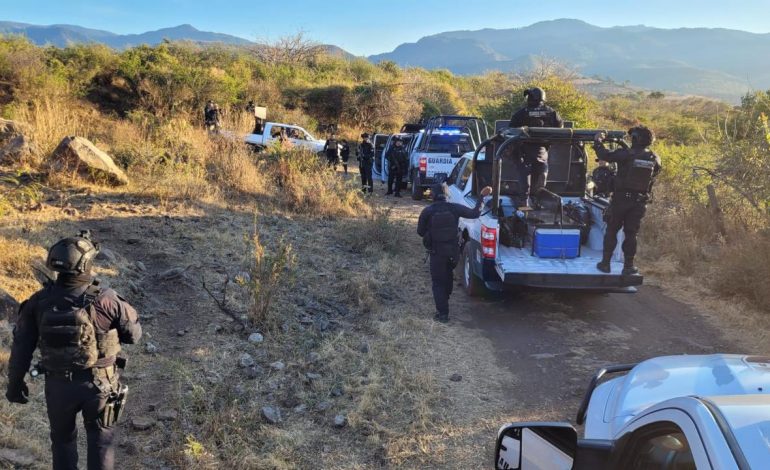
[384,193,737,468]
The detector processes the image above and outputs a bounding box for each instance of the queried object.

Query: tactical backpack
[36,282,120,371]
[618,150,657,193]
[428,205,458,253]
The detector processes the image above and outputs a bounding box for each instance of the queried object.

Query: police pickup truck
[495,354,770,469]
[242,122,326,153]
[448,127,642,294]
[409,115,489,200]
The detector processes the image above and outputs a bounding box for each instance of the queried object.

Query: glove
[594,132,606,144]
[6,381,29,404]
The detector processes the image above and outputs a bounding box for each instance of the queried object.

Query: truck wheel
[460,243,487,297]
[411,170,423,201]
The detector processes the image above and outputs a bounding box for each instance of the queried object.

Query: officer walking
[385,137,409,197]
[340,139,351,175]
[417,183,493,323]
[323,134,340,168]
[6,231,142,470]
[357,133,375,193]
[594,126,662,275]
[509,87,563,204]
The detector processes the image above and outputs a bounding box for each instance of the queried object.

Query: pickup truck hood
[584,354,770,440]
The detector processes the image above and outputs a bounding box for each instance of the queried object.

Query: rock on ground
[239,353,255,368]
[333,414,348,428]
[248,332,264,344]
[0,289,20,322]
[50,136,129,186]
[0,134,38,165]
[131,416,156,431]
[0,447,36,467]
[261,406,282,424]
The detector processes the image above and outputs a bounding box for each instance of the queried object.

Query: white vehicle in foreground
[242,122,326,153]
[495,354,770,469]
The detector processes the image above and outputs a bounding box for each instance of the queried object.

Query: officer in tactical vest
[324,134,340,168]
[417,183,493,323]
[509,87,563,204]
[357,133,375,193]
[385,137,409,197]
[6,231,142,470]
[594,126,662,275]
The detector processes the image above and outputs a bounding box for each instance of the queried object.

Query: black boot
[622,259,639,275]
[433,313,449,323]
[596,258,611,273]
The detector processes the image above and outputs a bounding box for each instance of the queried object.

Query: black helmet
[629,125,655,147]
[525,87,546,105]
[361,132,370,139]
[431,183,447,200]
[46,231,100,274]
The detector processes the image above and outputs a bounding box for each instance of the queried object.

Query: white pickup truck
[448,127,643,294]
[409,115,489,200]
[243,122,326,153]
[495,354,770,469]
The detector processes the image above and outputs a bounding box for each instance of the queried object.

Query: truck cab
[495,354,770,469]
[409,115,489,200]
[244,122,326,153]
[447,127,642,294]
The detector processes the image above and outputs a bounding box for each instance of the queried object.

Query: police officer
[357,133,375,193]
[340,139,351,175]
[417,183,493,323]
[6,231,142,470]
[385,137,409,197]
[204,100,220,133]
[323,134,340,168]
[509,87,563,204]
[594,126,662,275]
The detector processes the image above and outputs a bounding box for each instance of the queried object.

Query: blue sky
[3,0,770,55]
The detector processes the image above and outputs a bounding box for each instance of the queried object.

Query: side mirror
[495,422,577,470]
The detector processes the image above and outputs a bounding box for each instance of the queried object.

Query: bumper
[502,272,643,291]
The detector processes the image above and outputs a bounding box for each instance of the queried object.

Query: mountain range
[2,19,769,101]
[370,19,770,102]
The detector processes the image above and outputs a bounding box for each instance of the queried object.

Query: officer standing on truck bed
[385,137,409,197]
[6,231,142,470]
[417,183,493,323]
[357,133,374,193]
[594,126,662,275]
[509,87,563,205]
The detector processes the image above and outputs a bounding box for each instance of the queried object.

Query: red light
[419,156,427,173]
[481,225,497,259]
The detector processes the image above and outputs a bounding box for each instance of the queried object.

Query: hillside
[0,22,253,48]
[370,19,770,101]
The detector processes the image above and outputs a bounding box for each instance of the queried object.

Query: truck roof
[604,354,770,424]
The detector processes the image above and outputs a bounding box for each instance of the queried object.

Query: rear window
[425,133,474,154]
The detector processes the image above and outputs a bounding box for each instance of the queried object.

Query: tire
[460,243,487,297]
[411,170,423,201]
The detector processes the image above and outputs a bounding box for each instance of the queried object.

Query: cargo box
[532,227,581,259]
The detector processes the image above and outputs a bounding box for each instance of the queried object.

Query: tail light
[419,156,427,174]
[481,225,497,259]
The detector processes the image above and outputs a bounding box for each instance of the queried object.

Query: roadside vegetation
[1,33,769,468]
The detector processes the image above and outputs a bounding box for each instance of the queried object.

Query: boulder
[0,134,38,165]
[50,136,129,185]
[0,118,24,140]
[0,289,20,323]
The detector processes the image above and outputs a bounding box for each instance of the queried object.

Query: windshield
[426,133,474,154]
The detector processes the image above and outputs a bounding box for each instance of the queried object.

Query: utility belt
[613,191,650,203]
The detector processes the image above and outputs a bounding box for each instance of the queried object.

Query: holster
[99,384,129,428]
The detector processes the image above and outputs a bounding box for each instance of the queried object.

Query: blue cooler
[533,227,581,259]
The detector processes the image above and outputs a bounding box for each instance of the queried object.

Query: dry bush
[339,206,408,256]
[205,138,265,197]
[265,148,370,218]
[246,224,296,330]
[712,234,770,312]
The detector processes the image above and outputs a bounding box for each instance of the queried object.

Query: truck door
[373,134,389,182]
